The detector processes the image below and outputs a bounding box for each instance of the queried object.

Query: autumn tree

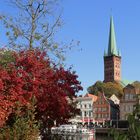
[0,50,40,139]
[0,97,40,140]
[0,49,82,139]
[88,81,123,98]
[13,50,82,138]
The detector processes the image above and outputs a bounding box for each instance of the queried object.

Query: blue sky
[59,0,140,94]
[0,0,140,95]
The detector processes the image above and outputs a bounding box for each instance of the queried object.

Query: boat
[77,128,95,136]
[51,124,95,136]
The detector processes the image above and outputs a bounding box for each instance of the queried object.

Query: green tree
[132,81,140,87]
[104,82,123,98]
[87,81,104,95]
[109,104,140,140]
[87,81,123,98]
[0,97,40,140]
[0,49,15,68]
[132,81,140,94]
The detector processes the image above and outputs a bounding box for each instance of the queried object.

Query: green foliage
[0,49,82,139]
[109,104,140,140]
[133,104,140,119]
[87,81,104,94]
[104,82,123,98]
[0,0,77,62]
[132,81,140,88]
[0,0,61,49]
[87,81,123,97]
[0,97,40,140]
[0,49,15,68]
[132,81,140,94]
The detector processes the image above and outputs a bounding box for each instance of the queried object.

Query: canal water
[50,134,110,140]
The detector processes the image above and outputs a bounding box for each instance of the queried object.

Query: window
[85,104,87,108]
[102,107,107,112]
[80,111,82,116]
[89,104,91,108]
[125,94,129,100]
[100,114,102,118]
[126,106,130,111]
[96,114,98,118]
[105,114,108,118]
[94,108,98,112]
[129,106,133,112]
[98,108,101,111]
[84,111,86,117]
[124,105,126,111]
[91,111,93,116]
[130,94,134,100]
[89,111,91,117]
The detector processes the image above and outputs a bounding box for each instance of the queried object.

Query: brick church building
[73,17,139,125]
[103,17,139,121]
[104,17,121,83]
[93,17,120,124]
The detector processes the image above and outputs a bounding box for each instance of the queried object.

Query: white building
[73,94,97,125]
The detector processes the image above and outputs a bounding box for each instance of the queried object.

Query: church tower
[104,17,121,82]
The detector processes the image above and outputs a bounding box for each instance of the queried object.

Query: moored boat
[51,124,95,136]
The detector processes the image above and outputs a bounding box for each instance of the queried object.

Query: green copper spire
[107,16,119,56]
[104,49,107,56]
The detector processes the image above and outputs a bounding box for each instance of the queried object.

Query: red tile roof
[84,93,98,102]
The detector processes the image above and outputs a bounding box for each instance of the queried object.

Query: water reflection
[52,135,95,140]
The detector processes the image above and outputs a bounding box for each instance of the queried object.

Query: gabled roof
[124,84,135,89]
[84,93,98,102]
[119,80,134,87]
[123,83,140,95]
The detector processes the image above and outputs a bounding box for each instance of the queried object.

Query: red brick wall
[93,92,110,122]
[104,56,121,82]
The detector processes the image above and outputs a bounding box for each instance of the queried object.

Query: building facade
[120,84,138,120]
[110,94,120,105]
[93,92,119,124]
[104,17,121,83]
[75,94,97,124]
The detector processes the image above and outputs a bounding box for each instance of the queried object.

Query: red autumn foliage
[0,49,82,128]
[0,65,27,127]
